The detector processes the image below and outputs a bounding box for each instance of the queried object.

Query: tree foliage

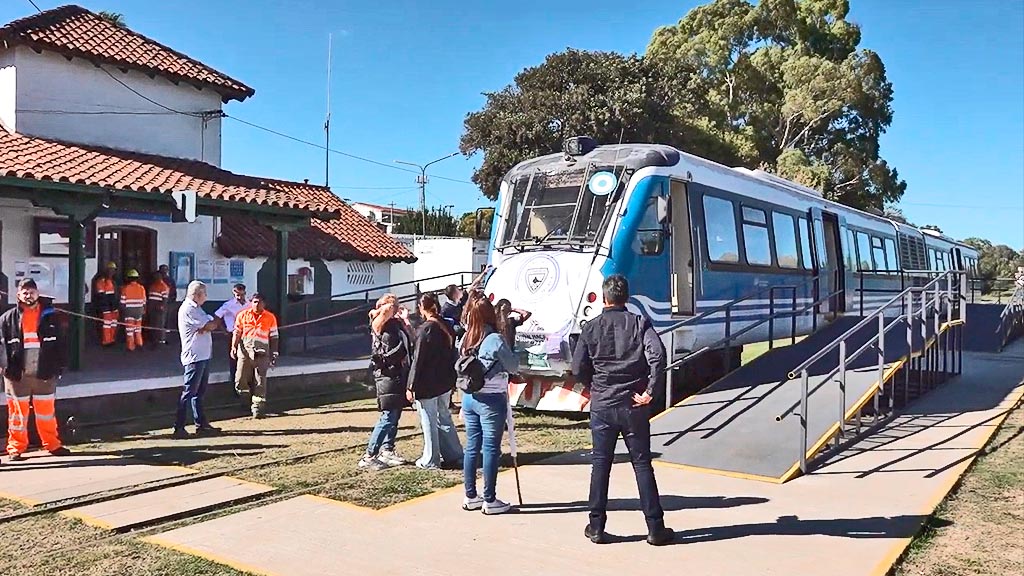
[461,0,905,212]
[98,11,126,27]
[962,237,1024,293]
[457,210,494,239]
[392,207,459,237]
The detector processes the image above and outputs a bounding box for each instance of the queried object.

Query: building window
[772,212,799,269]
[741,206,772,266]
[799,217,813,270]
[347,261,376,286]
[703,196,739,263]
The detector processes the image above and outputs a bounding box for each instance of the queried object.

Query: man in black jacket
[571,274,673,546]
[0,279,71,461]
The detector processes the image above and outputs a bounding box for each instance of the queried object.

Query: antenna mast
[325,33,332,187]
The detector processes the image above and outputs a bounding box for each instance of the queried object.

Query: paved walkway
[144,342,1024,576]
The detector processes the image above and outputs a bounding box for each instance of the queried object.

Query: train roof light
[563,136,598,157]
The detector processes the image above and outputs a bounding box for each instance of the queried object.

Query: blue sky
[4,0,1023,247]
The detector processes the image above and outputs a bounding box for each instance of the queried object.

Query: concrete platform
[145,343,1024,576]
[64,476,274,531]
[0,453,193,506]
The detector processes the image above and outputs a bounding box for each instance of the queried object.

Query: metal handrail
[657,275,820,336]
[288,270,480,308]
[777,269,967,475]
[786,271,958,380]
[996,284,1024,351]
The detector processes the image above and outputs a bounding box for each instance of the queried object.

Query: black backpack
[455,346,496,394]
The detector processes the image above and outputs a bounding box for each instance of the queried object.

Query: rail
[659,273,843,411]
[776,269,966,474]
[997,283,1024,351]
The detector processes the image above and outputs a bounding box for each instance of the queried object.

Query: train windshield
[500,166,625,248]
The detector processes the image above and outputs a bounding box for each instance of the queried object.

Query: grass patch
[893,403,1024,576]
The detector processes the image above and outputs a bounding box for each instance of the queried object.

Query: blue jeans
[175,360,211,430]
[366,408,402,456]
[462,392,507,502]
[415,391,463,468]
[589,406,665,532]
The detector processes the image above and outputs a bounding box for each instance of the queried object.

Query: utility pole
[395,152,459,237]
[389,201,395,234]
[324,33,332,187]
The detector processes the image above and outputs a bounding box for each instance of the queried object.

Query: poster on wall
[169,252,195,289]
[212,259,230,284]
[13,260,68,301]
[196,259,214,283]
[229,260,245,284]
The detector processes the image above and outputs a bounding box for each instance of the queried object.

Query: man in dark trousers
[571,274,673,546]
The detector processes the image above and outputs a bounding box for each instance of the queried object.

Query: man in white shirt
[174,281,222,438]
[215,284,249,396]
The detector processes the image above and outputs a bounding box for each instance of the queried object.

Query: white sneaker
[462,496,484,511]
[378,448,407,466]
[357,453,382,470]
[482,498,512,515]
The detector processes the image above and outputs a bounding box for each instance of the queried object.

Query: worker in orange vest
[147,271,171,348]
[0,278,71,461]
[231,293,279,419]
[91,261,119,346]
[120,269,147,352]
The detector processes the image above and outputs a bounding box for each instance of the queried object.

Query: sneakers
[48,446,71,457]
[7,453,25,462]
[584,525,608,544]
[357,453,385,471]
[482,498,512,515]
[171,428,191,440]
[647,526,675,546]
[377,448,407,467]
[195,424,221,435]
[462,495,484,511]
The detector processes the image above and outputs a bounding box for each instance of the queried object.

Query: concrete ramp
[651,316,936,482]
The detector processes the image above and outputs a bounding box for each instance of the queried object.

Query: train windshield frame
[499,165,627,249]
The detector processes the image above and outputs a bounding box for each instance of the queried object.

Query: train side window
[741,206,772,266]
[884,238,899,274]
[772,212,799,269]
[703,196,739,263]
[635,196,665,256]
[856,231,873,271]
[845,228,858,271]
[871,236,888,272]
[798,217,813,269]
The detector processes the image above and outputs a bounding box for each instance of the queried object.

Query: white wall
[385,236,487,301]
[10,47,223,165]
[0,50,15,131]
[327,260,391,302]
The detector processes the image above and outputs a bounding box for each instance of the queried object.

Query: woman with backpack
[359,296,412,471]
[458,297,518,515]
[407,293,464,470]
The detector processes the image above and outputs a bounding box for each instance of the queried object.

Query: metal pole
[665,332,674,412]
[837,340,847,449]
[769,289,775,350]
[881,313,891,413]
[791,288,797,345]
[799,369,809,474]
[420,168,427,236]
[905,293,912,405]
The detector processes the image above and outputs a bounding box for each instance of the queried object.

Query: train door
[669,180,694,315]
[810,208,845,314]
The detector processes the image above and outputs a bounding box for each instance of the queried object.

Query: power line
[901,202,1024,210]
[331,185,419,191]
[26,0,42,13]
[98,65,206,118]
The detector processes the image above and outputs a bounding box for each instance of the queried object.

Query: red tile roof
[0,129,415,263]
[216,217,414,263]
[0,5,254,102]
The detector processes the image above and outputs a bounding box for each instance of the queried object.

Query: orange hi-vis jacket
[120,282,147,318]
[92,276,117,311]
[234,308,279,356]
[147,278,170,309]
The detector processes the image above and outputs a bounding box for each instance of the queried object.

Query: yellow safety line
[142,535,282,576]
[60,508,115,530]
[0,490,40,507]
[653,460,786,484]
[867,381,1024,576]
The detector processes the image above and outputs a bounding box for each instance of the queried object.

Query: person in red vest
[0,278,71,462]
[231,293,279,419]
[120,269,147,352]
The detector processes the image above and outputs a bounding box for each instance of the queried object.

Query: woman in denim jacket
[459,297,518,515]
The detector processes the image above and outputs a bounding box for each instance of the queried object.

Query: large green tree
[392,207,459,237]
[646,0,904,209]
[962,238,1024,293]
[461,0,906,211]
[459,49,685,200]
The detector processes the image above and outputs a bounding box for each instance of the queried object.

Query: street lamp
[395,152,460,236]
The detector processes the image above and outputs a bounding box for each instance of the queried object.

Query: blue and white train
[480,137,978,411]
